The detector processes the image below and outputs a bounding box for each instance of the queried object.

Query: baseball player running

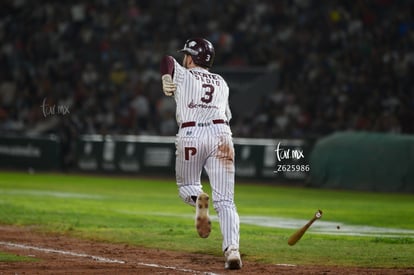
[160,37,242,270]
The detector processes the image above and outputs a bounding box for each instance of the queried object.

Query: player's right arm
[160,55,176,96]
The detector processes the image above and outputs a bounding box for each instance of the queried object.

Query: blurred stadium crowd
[1,0,413,144]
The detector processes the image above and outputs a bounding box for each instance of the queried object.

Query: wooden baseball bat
[288,210,322,246]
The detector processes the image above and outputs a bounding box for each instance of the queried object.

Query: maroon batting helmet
[178,38,215,68]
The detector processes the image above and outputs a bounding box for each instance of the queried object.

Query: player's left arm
[160,55,176,96]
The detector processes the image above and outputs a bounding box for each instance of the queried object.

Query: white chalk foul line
[0,241,125,264]
[136,262,220,275]
[0,241,219,275]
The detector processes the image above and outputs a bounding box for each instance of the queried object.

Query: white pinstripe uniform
[171,57,240,252]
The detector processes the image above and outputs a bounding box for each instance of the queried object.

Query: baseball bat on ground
[288,210,323,246]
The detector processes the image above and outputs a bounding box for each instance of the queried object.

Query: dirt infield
[0,225,412,274]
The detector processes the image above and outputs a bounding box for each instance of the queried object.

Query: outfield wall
[0,134,311,181]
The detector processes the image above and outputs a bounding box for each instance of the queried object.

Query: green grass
[0,251,38,262]
[0,171,413,268]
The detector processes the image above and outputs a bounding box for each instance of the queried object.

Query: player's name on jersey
[190,71,221,86]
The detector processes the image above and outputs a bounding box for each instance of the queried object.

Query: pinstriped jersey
[172,58,232,126]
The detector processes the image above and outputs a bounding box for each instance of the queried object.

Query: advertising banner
[0,135,61,170]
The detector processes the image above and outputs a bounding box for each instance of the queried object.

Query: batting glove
[162,74,177,96]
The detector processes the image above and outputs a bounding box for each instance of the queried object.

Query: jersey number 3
[200,84,214,103]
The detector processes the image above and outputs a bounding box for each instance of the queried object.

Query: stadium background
[0,0,413,191]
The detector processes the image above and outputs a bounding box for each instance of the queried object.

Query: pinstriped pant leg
[204,134,240,251]
[216,200,240,251]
